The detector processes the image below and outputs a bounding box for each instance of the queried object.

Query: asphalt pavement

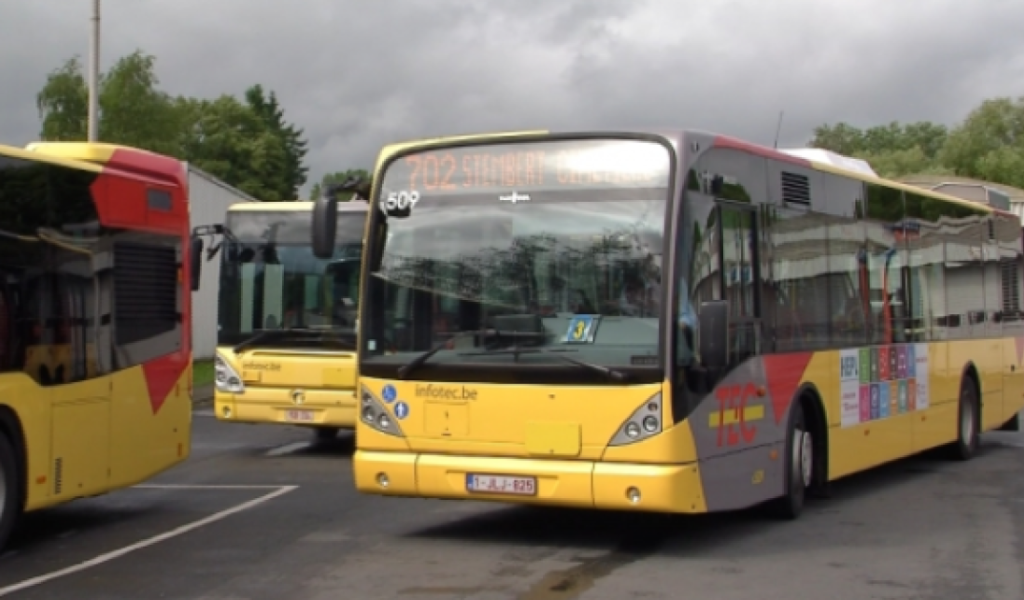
[0,396,1022,600]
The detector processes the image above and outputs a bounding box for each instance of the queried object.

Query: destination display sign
[382,138,671,195]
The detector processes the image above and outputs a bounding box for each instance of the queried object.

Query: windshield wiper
[395,328,546,380]
[233,327,357,354]
[458,346,631,382]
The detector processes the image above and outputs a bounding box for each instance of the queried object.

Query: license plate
[466,473,537,496]
[285,409,315,422]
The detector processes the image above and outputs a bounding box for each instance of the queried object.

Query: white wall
[186,164,258,359]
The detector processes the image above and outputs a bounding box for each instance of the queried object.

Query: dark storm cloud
[3,0,1024,196]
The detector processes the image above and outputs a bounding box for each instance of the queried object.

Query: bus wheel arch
[0,406,25,549]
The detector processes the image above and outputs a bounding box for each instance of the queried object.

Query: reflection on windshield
[364,197,667,370]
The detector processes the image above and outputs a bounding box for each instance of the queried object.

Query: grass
[193,359,215,387]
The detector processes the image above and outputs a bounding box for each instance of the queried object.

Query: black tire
[946,377,980,461]
[0,433,19,552]
[313,427,339,442]
[766,400,812,520]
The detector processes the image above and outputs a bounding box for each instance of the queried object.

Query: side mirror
[697,300,729,370]
[190,236,204,292]
[312,195,338,259]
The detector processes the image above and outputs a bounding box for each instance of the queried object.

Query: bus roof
[0,142,103,173]
[375,127,999,217]
[23,141,185,187]
[227,200,370,213]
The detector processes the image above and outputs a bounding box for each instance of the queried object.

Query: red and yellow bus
[312,130,1024,519]
[0,141,193,549]
[198,201,366,439]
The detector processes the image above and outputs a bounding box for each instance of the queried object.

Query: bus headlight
[608,393,663,446]
[214,352,245,394]
[360,386,405,437]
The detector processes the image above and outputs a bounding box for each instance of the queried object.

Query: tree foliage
[34,50,309,201]
[309,169,372,202]
[810,96,1024,190]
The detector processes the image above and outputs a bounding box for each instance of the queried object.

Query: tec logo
[381,384,397,404]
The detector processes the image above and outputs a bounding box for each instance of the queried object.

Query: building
[186,164,259,359]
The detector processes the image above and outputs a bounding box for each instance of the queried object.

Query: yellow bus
[0,141,193,549]
[311,129,1024,519]
[199,201,368,440]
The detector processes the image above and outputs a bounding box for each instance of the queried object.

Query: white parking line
[265,442,310,457]
[0,484,298,597]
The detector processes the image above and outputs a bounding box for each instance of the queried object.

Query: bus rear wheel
[313,427,339,442]
[0,433,18,551]
[947,377,980,461]
[766,401,811,520]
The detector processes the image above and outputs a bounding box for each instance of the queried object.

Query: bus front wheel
[0,433,18,552]
[766,400,811,520]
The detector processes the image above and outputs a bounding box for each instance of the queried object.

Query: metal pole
[87,0,100,141]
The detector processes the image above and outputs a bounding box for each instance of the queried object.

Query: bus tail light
[214,352,244,394]
[608,392,662,446]
[361,386,405,437]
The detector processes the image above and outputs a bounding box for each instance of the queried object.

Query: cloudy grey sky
[3,0,1024,197]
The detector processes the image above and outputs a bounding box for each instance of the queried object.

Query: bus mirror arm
[189,235,204,292]
[697,300,729,371]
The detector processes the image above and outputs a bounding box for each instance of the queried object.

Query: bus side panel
[911,341,956,454]
[684,355,810,511]
[1004,335,1024,421]
[108,362,190,489]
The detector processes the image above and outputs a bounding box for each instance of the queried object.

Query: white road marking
[0,484,298,596]
[136,484,291,490]
[193,409,215,418]
[264,441,310,457]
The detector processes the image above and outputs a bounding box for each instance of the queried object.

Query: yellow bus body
[213,201,365,431]
[346,129,1024,515]
[0,140,192,526]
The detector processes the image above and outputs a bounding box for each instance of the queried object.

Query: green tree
[940,97,1024,188]
[37,51,181,155]
[178,95,291,200]
[98,51,182,156]
[809,120,951,179]
[309,169,372,201]
[245,85,309,200]
[36,56,90,141]
[33,49,311,202]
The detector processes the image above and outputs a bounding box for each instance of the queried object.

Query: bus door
[717,203,762,367]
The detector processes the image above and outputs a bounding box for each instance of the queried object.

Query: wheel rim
[796,429,813,488]
[961,395,975,445]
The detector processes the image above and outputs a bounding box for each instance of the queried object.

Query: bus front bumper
[354,450,707,513]
[215,388,358,429]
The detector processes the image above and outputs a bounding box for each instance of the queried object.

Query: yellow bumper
[354,450,707,513]
[215,387,358,429]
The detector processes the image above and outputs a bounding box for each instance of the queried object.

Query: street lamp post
[87,0,100,141]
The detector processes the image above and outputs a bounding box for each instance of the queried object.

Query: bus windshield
[218,209,364,350]
[362,138,672,380]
